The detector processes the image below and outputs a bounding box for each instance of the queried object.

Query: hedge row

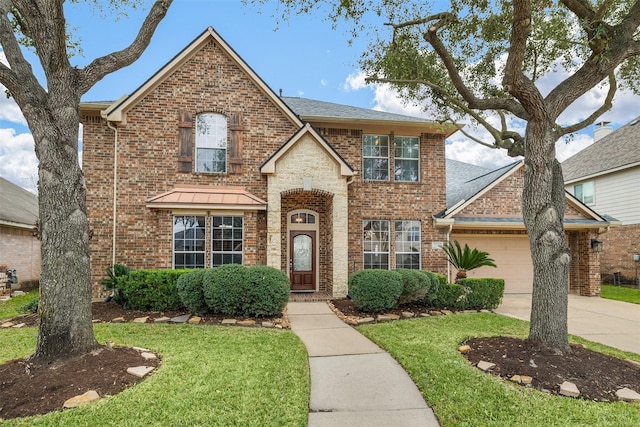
[347,269,504,313]
[111,265,289,317]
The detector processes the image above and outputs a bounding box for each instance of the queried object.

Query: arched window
[196,113,227,173]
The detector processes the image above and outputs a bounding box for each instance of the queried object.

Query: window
[395,221,421,269]
[363,220,390,269]
[291,212,316,224]
[173,215,206,268]
[574,181,594,204]
[212,216,243,266]
[196,113,227,173]
[363,135,389,181]
[394,136,419,182]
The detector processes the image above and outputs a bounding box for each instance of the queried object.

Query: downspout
[106,121,118,267]
[446,223,453,284]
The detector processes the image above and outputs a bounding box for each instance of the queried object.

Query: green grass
[357,313,640,427]
[0,324,309,426]
[601,284,640,304]
[0,290,39,320]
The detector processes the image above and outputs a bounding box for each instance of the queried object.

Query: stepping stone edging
[461,346,640,403]
[63,346,160,411]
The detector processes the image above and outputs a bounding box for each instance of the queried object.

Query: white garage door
[450,234,533,294]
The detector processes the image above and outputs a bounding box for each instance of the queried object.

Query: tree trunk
[31,97,99,361]
[522,119,571,353]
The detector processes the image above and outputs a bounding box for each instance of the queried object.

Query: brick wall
[599,224,640,284]
[0,226,40,288]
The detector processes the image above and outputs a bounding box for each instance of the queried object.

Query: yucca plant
[442,240,497,282]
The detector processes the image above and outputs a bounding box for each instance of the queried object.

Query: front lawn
[0,324,309,426]
[357,313,640,427]
[601,284,640,304]
[0,290,39,320]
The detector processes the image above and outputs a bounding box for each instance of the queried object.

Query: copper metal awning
[146,186,267,210]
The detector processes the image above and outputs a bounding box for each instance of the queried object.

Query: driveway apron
[496,294,640,354]
[287,302,440,427]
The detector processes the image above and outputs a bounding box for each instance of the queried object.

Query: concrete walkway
[287,302,439,427]
[496,294,640,354]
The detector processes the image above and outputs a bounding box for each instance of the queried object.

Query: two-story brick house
[80,27,609,299]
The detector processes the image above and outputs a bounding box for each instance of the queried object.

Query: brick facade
[0,226,40,289]
[598,224,640,285]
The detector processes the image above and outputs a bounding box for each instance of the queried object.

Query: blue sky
[1,0,640,192]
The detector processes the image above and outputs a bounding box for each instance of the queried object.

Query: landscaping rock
[261,321,274,328]
[140,352,157,361]
[559,381,580,397]
[419,313,430,317]
[188,316,202,324]
[1,321,15,328]
[510,375,522,383]
[132,316,149,323]
[132,347,151,353]
[401,311,414,318]
[170,314,191,323]
[441,309,453,315]
[616,387,640,402]
[111,316,125,323]
[153,316,171,323]
[63,390,100,409]
[377,314,400,322]
[429,311,442,316]
[237,319,256,326]
[357,317,375,325]
[11,291,25,297]
[12,323,25,328]
[477,360,496,371]
[521,375,533,385]
[221,319,237,325]
[126,366,155,378]
[458,345,471,354]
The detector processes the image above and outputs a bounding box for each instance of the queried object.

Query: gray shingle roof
[282,97,434,123]
[445,159,521,209]
[562,116,640,182]
[0,177,38,227]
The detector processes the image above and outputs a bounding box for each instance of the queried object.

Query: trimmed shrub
[422,271,443,306]
[243,265,290,317]
[203,264,248,315]
[429,282,469,310]
[395,269,432,304]
[348,270,403,313]
[458,278,505,310]
[176,269,208,315]
[114,269,187,311]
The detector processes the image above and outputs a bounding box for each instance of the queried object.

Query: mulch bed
[2,299,639,420]
[330,298,640,403]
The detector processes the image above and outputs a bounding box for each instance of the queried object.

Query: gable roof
[0,177,38,229]
[437,159,612,229]
[562,116,640,183]
[260,123,354,176]
[282,97,458,136]
[102,27,302,127]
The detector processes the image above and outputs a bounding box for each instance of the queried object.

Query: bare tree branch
[556,73,617,137]
[79,0,173,94]
[560,0,596,20]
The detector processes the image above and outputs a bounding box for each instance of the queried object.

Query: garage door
[450,234,533,294]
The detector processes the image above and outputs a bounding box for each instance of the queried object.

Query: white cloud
[0,127,38,193]
[342,72,368,91]
[0,52,27,125]
[320,79,328,86]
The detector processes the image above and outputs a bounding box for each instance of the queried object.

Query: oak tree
[272,0,640,351]
[0,0,173,361]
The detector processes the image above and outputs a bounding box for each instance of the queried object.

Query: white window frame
[173,215,206,269]
[574,180,594,204]
[394,136,420,182]
[394,221,421,269]
[196,113,227,173]
[362,135,390,181]
[363,220,390,269]
[211,215,244,267]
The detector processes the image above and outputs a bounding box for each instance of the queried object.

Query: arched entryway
[287,210,319,291]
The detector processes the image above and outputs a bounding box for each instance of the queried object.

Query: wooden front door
[290,231,316,291]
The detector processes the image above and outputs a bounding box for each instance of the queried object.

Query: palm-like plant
[442,240,497,282]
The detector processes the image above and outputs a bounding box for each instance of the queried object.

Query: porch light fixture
[590,238,603,253]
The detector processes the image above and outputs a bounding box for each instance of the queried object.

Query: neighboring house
[79,26,608,298]
[0,177,40,290]
[563,118,640,284]
[438,160,611,295]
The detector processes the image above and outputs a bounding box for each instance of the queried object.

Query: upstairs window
[394,136,420,182]
[574,181,594,204]
[363,135,389,181]
[196,113,227,173]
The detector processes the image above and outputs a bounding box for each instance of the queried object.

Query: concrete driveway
[496,294,640,355]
